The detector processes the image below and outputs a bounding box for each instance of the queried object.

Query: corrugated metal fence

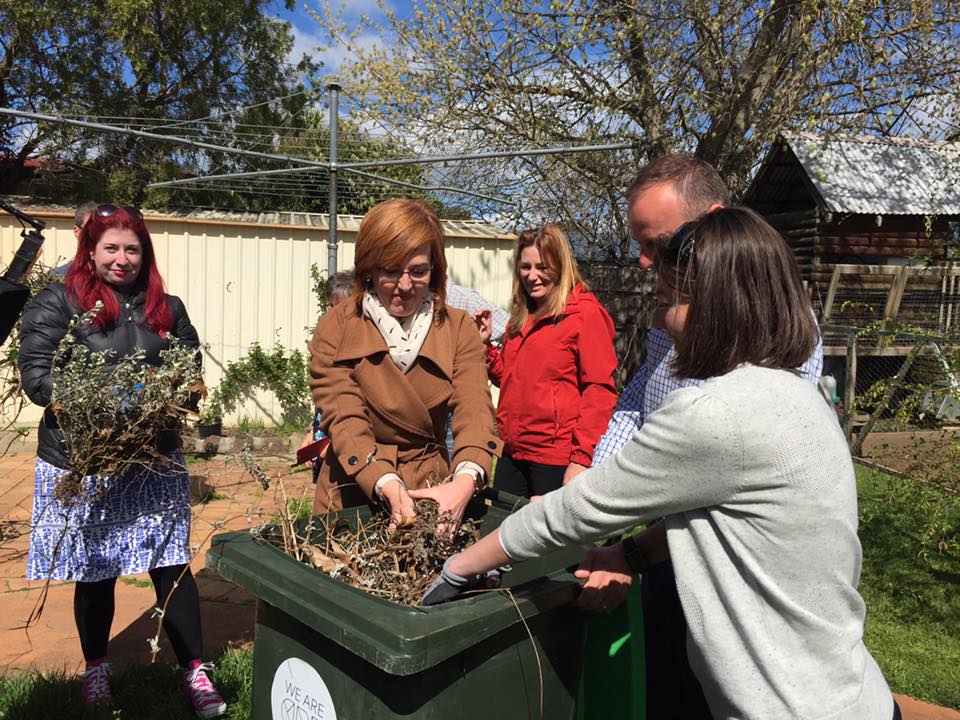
[1,207,516,425]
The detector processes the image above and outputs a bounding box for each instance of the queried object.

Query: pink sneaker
[80,659,111,705]
[182,660,227,719]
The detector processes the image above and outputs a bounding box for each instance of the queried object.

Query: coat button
[487,441,497,449]
[347,456,358,466]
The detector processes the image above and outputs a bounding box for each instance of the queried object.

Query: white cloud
[288,24,327,66]
[287,23,384,72]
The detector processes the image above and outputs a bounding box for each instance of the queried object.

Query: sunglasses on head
[95,204,143,220]
[661,220,699,262]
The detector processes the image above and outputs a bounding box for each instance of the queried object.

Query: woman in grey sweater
[424,208,897,720]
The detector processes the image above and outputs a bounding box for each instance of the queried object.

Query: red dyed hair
[64,207,172,333]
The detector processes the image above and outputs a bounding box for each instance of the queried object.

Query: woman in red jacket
[478,224,618,497]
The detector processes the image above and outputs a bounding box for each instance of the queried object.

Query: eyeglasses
[95,204,144,220]
[661,221,698,263]
[378,265,432,285]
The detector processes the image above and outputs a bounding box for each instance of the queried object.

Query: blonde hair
[507,223,585,336]
[351,198,448,321]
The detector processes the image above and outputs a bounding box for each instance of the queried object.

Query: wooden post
[842,330,857,442]
[883,266,909,321]
[823,265,842,321]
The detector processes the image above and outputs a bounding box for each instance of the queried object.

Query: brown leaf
[304,546,340,573]
[327,539,352,564]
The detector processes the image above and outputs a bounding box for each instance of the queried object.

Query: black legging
[492,453,566,498]
[74,564,203,666]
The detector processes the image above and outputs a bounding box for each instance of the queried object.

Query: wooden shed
[744,133,960,340]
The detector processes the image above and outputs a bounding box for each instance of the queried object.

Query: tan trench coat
[308,300,502,513]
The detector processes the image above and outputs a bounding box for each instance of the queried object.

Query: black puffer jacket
[18,282,201,469]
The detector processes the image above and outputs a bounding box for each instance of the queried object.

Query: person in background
[426,208,898,720]
[308,199,501,533]
[585,154,824,720]
[446,280,508,343]
[477,223,617,498]
[443,279,508,457]
[19,205,226,718]
[73,201,97,240]
[55,201,98,276]
[300,269,355,481]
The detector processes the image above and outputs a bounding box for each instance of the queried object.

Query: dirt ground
[0,448,314,672]
[858,428,960,475]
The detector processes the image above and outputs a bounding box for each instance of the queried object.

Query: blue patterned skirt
[27,454,191,582]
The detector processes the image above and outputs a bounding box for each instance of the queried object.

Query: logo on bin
[271,657,337,720]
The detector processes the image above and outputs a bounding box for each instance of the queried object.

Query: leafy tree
[310,0,960,256]
[0,0,314,204]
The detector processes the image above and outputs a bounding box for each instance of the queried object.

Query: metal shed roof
[779,132,960,216]
[3,198,515,240]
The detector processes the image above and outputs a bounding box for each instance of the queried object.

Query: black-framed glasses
[661,221,698,262]
[95,204,143,221]
[378,265,433,285]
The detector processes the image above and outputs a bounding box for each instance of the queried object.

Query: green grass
[0,646,252,720]
[234,416,306,436]
[856,464,960,709]
[118,576,152,589]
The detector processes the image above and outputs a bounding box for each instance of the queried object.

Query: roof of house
[3,197,515,240]
[745,132,960,216]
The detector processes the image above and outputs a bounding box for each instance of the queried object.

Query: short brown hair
[74,201,97,227]
[508,223,585,336]
[351,198,448,321]
[667,207,816,379]
[627,155,731,217]
[325,269,354,306]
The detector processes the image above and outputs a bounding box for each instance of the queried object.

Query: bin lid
[206,493,583,676]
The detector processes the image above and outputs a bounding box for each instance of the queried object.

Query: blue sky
[272,0,413,72]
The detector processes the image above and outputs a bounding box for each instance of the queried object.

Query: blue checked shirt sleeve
[445,281,509,342]
[592,356,650,466]
[797,321,824,384]
[593,328,680,465]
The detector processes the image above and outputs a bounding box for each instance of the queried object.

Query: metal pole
[327,80,340,275]
[146,141,636,187]
[0,107,330,171]
[148,163,517,206]
[337,141,636,170]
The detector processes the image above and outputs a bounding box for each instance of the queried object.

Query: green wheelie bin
[207,489,587,719]
[575,580,645,720]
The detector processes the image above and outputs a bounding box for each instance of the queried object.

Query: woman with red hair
[19,206,226,718]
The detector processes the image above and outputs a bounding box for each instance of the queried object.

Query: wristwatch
[621,535,652,574]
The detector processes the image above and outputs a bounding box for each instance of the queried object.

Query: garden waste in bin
[207,490,587,719]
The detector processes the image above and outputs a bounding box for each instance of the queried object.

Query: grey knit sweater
[499,365,892,720]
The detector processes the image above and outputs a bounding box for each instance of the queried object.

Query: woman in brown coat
[308,199,501,530]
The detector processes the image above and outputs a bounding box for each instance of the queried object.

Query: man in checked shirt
[579,155,824,720]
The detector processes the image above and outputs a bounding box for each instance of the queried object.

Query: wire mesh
[821,324,960,450]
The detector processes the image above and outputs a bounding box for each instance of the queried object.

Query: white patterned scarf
[362,291,434,374]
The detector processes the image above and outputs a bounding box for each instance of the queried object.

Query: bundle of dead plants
[259,479,484,606]
[49,305,204,502]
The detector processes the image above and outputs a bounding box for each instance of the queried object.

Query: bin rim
[206,493,583,675]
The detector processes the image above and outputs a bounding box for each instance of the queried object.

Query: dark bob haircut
[667,207,817,379]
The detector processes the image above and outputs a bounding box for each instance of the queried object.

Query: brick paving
[0,444,314,673]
